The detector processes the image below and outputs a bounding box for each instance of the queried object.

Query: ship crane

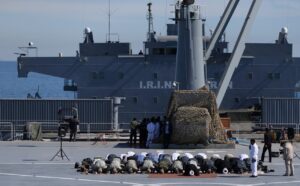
[175,0,262,108]
[202,0,262,108]
[214,0,262,108]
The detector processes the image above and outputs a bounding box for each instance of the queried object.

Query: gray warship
[17,0,298,124]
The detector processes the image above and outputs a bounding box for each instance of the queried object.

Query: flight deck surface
[0,141,299,186]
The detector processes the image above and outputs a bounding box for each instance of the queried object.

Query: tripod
[50,136,70,161]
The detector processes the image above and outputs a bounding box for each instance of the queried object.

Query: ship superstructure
[17,0,299,124]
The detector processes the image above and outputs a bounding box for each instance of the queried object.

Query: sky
[0,0,300,61]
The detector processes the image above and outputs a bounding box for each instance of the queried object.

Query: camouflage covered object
[24,122,42,141]
[167,88,227,145]
[171,106,210,144]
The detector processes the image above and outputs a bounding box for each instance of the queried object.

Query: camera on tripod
[58,124,68,137]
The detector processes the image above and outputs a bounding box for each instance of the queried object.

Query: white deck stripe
[0,172,136,185]
[160,181,300,186]
[1,172,300,186]
[0,162,73,165]
[160,182,237,186]
[252,181,300,186]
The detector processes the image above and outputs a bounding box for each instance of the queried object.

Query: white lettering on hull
[139,81,173,89]
[208,80,233,90]
[139,80,233,89]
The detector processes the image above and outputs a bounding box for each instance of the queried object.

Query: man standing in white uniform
[282,140,294,176]
[249,138,259,177]
[146,117,156,148]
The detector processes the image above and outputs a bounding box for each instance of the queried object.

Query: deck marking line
[0,162,73,165]
[0,172,136,185]
[251,180,300,186]
[160,182,237,186]
[0,172,32,177]
[160,182,300,186]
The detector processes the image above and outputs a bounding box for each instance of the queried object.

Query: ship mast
[147,2,154,42]
[175,0,205,90]
[108,0,111,42]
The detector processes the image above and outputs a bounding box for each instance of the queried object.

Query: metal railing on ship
[253,122,300,134]
[0,122,14,141]
[0,121,129,141]
[0,120,131,141]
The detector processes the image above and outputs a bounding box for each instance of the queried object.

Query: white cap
[224,154,234,159]
[172,152,181,161]
[127,151,135,157]
[141,152,148,156]
[239,154,249,160]
[120,153,128,160]
[197,153,207,159]
[184,152,194,159]
[211,154,221,159]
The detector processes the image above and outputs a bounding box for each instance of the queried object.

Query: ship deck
[0,141,299,186]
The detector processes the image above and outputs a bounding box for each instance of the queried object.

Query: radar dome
[84,27,91,34]
[28,42,34,46]
[281,27,288,34]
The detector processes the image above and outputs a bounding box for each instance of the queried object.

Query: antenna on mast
[108,0,111,42]
[105,0,119,43]
[147,2,154,42]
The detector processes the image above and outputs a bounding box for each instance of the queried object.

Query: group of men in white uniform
[146,117,161,148]
[145,116,172,148]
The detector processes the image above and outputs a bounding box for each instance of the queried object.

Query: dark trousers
[130,130,137,145]
[261,144,272,162]
[69,129,77,142]
[163,134,171,149]
[139,132,147,148]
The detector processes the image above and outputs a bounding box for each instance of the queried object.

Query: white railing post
[11,122,14,141]
[87,123,90,142]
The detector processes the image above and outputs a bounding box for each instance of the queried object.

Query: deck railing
[0,121,130,141]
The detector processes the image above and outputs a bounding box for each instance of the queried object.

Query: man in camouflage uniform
[130,118,139,146]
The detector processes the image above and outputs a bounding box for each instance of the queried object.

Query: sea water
[0,61,74,99]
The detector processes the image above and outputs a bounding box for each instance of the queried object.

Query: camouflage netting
[167,87,227,145]
[172,106,210,144]
[24,122,42,141]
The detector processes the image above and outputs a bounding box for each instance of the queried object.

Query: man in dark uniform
[162,116,172,149]
[68,116,79,142]
[261,128,272,162]
[287,128,295,140]
[139,118,148,148]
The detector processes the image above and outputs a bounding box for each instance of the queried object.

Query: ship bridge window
[91,71,104,80]
[268,73,281,80]
[133,97,138,104]
[234,97,240,103]
[153,97,158,104]
[166,48,177,55]
[91,72,98,79]
[214,72,220,79]
[118,72,124,79]
[268,73,273,80]
[248,72,253,80]
[153,73,158,80]
[98,72,104,79]
[153,48,165,55]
